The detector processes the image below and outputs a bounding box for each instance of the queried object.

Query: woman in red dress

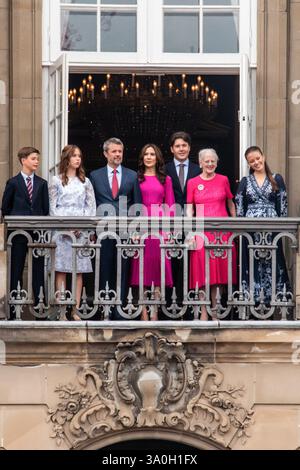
[186,149,237,320]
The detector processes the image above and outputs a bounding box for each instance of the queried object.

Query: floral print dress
[49,175,96,273]
[235,174,290,303]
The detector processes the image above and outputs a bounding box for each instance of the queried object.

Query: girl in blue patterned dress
[236,146,290,305]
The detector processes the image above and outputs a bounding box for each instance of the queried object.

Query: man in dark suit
[1,147,49,318]
[166,132,201,317]
[90,137,141,320]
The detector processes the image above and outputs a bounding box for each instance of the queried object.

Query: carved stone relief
[48,333,254,449]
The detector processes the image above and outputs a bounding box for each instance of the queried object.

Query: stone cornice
[1,323,300,365]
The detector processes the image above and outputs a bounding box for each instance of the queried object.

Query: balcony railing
[2,216,300,322]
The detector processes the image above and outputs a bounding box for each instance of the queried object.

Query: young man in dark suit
[90,137,142,320]
[1,147,49,318]
[166,132,201,317]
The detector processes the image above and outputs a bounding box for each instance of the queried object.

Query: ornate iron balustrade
[3,216,299,322]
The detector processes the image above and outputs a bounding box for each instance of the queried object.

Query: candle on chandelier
[153,80,158,96]
[88,75,93,83]
[208,96,212,109]
[213,92,218,107]
[191,85,196,100]
[82,79,87,94]
[120,82,125,98]
[79,87,84,101]
[168,82,173,98]
[106,74,111,89]
[90,84,95,100]
[182,74,186,89]
[102,85,108,99]
[70,91,75,104]
[195,84,199,100]
[200,81,205,97]
[197,76,202,86]
[205,86,210,101]
[136,82,140,98]
[77,97,81,108]
[183,83,188,99]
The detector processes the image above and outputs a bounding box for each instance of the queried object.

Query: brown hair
[18,147,40,164]
[59,145,86,187]
[245,146,279,192]
[169,131,191,148]
[137,144,167,185]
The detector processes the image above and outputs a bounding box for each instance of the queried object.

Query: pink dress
[130,175,175,287]
[187,174,237,288]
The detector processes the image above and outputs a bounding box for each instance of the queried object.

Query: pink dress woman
[130,175,175,287]
[187,173,237,288]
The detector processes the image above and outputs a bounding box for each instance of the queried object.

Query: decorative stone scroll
[48,333,254,449]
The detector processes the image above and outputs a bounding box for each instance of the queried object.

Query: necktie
[26,176,33,202]
[112,169,119,199]
[178,164,185,192]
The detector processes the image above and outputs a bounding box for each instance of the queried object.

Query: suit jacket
[166,160,201,211]
[89,166,142,216]
[1,173,49,217]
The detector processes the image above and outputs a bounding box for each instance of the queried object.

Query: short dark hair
[18,147,40,164]
[169,132,191,148]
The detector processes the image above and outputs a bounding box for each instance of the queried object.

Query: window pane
[203,12,239,53]
[164,0,199,4]
[101,0,137,4]
[101,12,137,52]
[164,13,199,53]
[203,0,239,5]
[61,0,96,4]
[61,11,97,51]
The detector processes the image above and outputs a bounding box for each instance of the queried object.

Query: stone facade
[1,324,300,450]
[1,0,300,452]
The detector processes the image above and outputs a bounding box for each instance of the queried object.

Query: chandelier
[68,74,219,141]
[69,74,219,108]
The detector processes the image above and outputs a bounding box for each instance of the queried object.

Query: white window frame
[45,0,147,65]
[149,0,250,66]
[43,0,256,69]
[43,54,69,179]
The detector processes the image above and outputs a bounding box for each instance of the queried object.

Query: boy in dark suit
[1,147,49,318]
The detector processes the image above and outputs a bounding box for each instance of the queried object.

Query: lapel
[32,175,41,204]
[187,161,196,181]
[17,173,31,203]
[100,167,113,199]
[119,166,128,196]
[170,161,183,194]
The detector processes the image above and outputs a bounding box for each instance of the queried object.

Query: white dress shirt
[174,159,189,187]
[107,165,122,190]
[21,171,34,190]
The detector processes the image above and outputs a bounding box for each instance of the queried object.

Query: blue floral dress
[235,174,290,303]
